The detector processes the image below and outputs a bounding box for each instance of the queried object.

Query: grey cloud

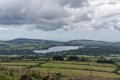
[0,0,120,31]
[114,26,120,31]
[0,0,71,31]
[58,0,88,8]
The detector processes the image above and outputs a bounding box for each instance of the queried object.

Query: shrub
[55,73,61,80]
[0,75,11,80]
[96,59,115,64]
[30,72,42,79]
[20,75,32,80]
[67,56,79,61]
[53,56,64,61]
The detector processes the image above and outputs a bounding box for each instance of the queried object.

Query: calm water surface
[34,46,84,53]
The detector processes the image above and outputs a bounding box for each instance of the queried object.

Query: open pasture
[0,61,120,79]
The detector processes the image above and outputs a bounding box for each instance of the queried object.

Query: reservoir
[34,46,83,53]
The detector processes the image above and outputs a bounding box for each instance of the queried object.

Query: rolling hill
[0,38,120,50]
[0,38,119,55]
[66,39,120,47]
[7,38,63,44]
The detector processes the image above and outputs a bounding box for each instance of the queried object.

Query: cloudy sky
[0,0,120,41]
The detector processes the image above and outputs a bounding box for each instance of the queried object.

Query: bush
[55,73,61,80]
[0,75,11,80]
[9,69,14,77]
[20,75,32,80]
[67,56,79,61]
[56,73,62,77]
[30,72,41,79]
[96,59,115,64]
[53,56,64,61]
[80,56,88,61]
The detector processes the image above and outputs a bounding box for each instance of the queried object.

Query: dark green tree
[52,56,64,61]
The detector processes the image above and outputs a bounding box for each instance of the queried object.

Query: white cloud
[0,0,119,31]
[0,27,8,30]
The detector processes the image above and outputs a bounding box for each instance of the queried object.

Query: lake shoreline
[33,46,84,54]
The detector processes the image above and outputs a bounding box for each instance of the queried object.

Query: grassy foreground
[0,61,120,80]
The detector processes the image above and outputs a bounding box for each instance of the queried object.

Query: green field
[0,61,120,80]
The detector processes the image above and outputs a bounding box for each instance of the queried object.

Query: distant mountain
[0,38,119,51]
[66,39,120,47]
[0,38,64,50]
[8,38,42,43]
[7,38,63,44]
[5,38,120,47]
[0,38,120,55]
[0,40,4,42]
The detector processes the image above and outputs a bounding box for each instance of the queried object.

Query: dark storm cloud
[0,0,120,31]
